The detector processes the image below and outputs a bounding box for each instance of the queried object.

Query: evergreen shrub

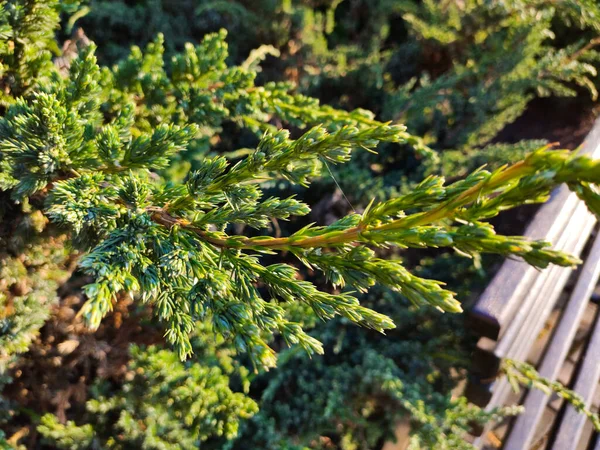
[1,1,600,449]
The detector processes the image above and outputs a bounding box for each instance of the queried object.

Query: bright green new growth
[1,25,600,371]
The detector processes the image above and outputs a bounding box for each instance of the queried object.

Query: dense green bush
[1,1,600,449]
[38,344,258,449]
[229,261,515,450]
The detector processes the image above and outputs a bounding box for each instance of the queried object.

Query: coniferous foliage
[384,0,600,149]
[2,1,600,449]
[38,344,258,449]
[3,35,600,367]
[69,1,600,201]
[0,0,60,101]
[0,0,78,369]
[229,272,520,450]
[312,0,600,200]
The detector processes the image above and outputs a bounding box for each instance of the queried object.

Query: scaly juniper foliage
[0,0,78,369]
[1,17,600,370]
[229,272,521,450]
[2,1,600,449]
[67,2,600,204]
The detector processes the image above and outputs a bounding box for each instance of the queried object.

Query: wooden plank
[471,116,600,340]
[470,187,578,339]
[470,202,595,385]
[495,210,595,381]
[551,296,600,449]
[495,204,595,359]
[488,217,594,394]
[470,117,600,448]
[503,232,600,450]
[468,207,596,408]
[472,212,596,448]
[577,421,595,450]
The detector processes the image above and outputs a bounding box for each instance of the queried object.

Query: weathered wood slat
[472,204,596,395]
[497,209,594,366]
[503,233,600,450]
[472,211,597,448]
[495,204,596,359]
[470,187,579,340]
[468,116,600,449]
[594,433,600,450]
[471,116,600,340]
[551,298,600,449]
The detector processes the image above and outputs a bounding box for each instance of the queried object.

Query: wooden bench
[467,116,600,449]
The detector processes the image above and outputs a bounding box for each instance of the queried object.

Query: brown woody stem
[149,160,533,250]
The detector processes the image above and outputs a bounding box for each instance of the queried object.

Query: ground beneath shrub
[496,96,600,150]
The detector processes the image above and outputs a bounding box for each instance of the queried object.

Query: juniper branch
[502,359,600,431]
[2,19,600,368]
[149,148,594,258]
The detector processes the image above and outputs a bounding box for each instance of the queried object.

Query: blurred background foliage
[74,0,600,201]
[1,0,599,448]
